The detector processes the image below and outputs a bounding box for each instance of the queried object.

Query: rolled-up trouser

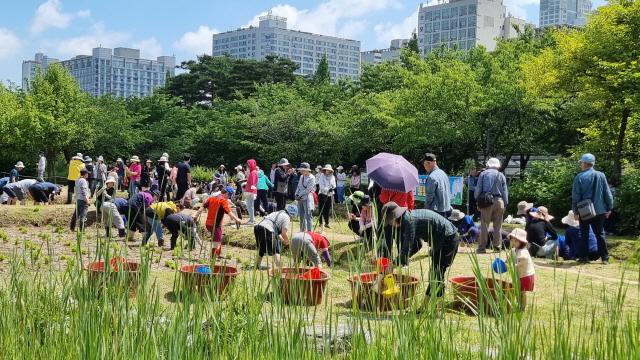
[478,198,505,251]
[297,199,313,232]
[426,235,459,297]
[244,192,255,222]
[101,201,125,230]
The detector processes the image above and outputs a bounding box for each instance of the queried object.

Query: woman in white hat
[561,210,599,261]
[128,156,142,198]
[66,153,86,204]
[317,164,336,230]
[295,162,316,232]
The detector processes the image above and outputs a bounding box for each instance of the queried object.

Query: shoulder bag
[576,174,597,221]
[477,173,501,209]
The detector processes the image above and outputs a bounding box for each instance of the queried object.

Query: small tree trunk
[613,108,630,182]
[519,154,530,179]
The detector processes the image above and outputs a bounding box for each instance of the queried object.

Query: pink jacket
[245,159,258,195]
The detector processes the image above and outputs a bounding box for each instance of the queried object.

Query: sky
[0,0,607,85]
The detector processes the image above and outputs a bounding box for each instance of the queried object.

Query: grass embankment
[0,204,639,358]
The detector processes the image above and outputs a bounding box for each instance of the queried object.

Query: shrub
[614,167,640,234]
[190,165,213,184]
[508,158,578,220]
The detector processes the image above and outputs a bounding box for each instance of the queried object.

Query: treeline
[1,1,638,186]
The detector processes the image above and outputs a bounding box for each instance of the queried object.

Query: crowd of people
[1,150,616,304]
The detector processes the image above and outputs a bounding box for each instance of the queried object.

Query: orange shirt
[203,196,231,228]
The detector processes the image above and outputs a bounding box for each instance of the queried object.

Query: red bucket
[85,259,140,295]
[269,267,330,306]
[449,276,515,314]
[179,264,240,295]
[347,272,419,312]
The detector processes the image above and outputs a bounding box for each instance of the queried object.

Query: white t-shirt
[257,210,290,234]
[513,248,535,277]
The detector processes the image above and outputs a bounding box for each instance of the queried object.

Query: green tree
[407,32,419,55]
[314,54,330,84]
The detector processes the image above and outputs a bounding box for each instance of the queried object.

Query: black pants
[164,215,196,250]
[254,225,279,257]
[380,225,422,265]
[318,194,333,226]
[274,192,287,211]
[579,214,609,261]
[256,189,269,215]
[66,180,75,204]
[348,220,374,249]
[126,205,146,232]
[426,236,459,297]
[30,189,49,203]
[175,182,188,201]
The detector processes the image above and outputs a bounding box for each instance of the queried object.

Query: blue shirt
[30,182,58,192]
[9,169,19,182]
[0,177,8,189]
[571,168,613,215]
[424,167,451,212]
[564,226,597,259]
[474,169,509,205]
[456,215,476,234]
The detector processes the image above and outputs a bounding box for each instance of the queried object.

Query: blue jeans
[244,193,255,223]
[143,216,164,245]
[336,186,345,203]
[298,200,313,232]
[128,180,139,198]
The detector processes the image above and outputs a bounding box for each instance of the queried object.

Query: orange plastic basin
[347,272,420,312]
[179,264,240,295]
[85,260,140,295]
[449,276,515,313]
[269,267,330,306]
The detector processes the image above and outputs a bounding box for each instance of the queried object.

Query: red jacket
[245,159,258,195]
[379,189,415,210]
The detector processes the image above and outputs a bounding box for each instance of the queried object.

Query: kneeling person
[290,231,333,269]
[254,209,291,269]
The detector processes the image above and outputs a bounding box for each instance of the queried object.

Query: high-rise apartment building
[21,53,59,90]
[539,0,591,28]
[212,13,361,80]
[361,39,410,65]
[57,47,175,97]
[418,0,526,55]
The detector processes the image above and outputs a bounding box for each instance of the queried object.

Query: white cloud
[243,0,402,39]
[55,22,130,56]
[173,25,218,55]
[504,0,539,22]
[373,7,418,48]
[133,38,163,59]
[0,28,21,59]
[31,0,89,34]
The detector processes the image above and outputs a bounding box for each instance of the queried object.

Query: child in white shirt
[507,228,535,310]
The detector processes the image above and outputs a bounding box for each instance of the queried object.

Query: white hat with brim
[322,164,334,172]
[72,153,83,161]
[97,156,104,162]
[158,156,168,162]
[508,228,528,244]
[561,210,579,227]
[15,161,25,168]
[130,156,140,162]
[105,177,117,185]
[337,166,344,170]
[448,209,466,222]
[235,165,243,171]
[517,201,534,216]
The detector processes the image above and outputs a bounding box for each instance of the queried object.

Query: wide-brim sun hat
[105,177,117,185]
[14,161,25,168]
[84,157,93,163]
[72,153,83,160]
[349,191,365,204]
[561,210,579,227]
[235,165,243,171]
[278,158,290,166]
[298,162,312,172]
[97,156,104,162]
[486,157,501,169]
[130,156,140,162]
[508,228,528,244]
[536,206,555,221]
[517,201,534,215]
[448,209,466,222]
[322,164,334,172]
[381,201,408,226]
[158,156,168,162]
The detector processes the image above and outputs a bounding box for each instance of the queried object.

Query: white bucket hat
[508,228,528,244]
[72,153,83,160]
[130,155,140,163]
[158,156,168,162]
[14,161,25,168]
[561,210,579,227]
[322,164,334,172]
[448,209,466,222]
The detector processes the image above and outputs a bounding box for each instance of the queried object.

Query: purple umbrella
[366,153,419,193]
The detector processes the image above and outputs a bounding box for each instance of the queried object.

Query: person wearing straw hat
[474,157,508,253]
[127,155,142,198]
[506,228,535,310]
[571,153,614,264]
[295,162,316,232]
[9,161,25,183]
[560,210,599,261]
[273,158,294,211]
[381,202,459,299]
[449,209,479,244]
[318,164,336,230]
[524,206,558,257]
[156,156,171,202]
[96,177,126,238]
[66,153,86,204]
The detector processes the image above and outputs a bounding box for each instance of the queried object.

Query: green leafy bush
[190,165,213,185]
[614,167,640,234]
[508,158,578,219]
